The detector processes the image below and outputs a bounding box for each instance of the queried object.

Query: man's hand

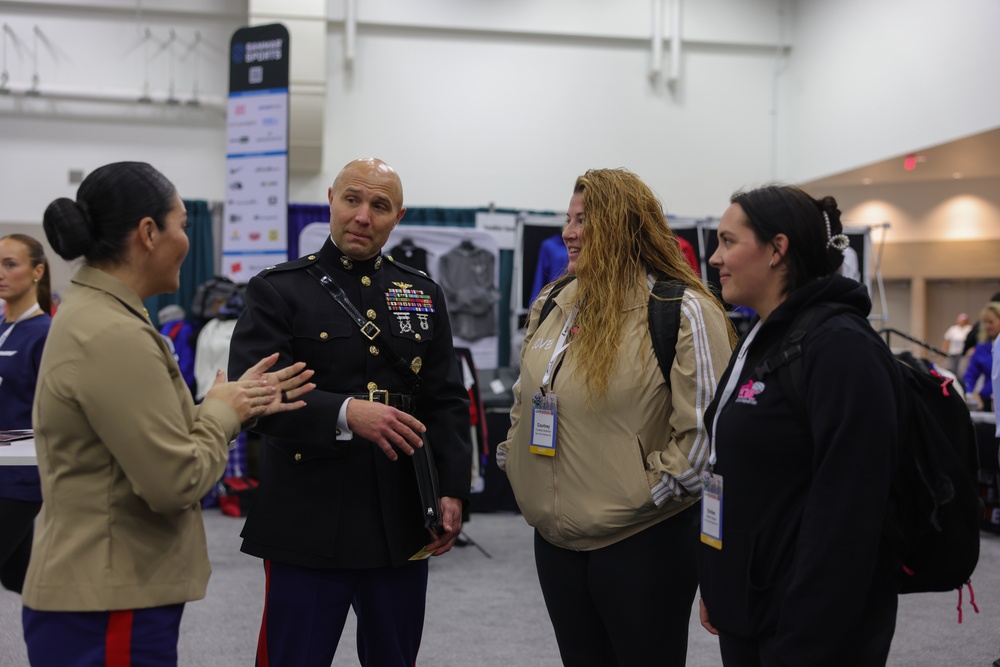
[346,400,426,461]
[423,496,463,556]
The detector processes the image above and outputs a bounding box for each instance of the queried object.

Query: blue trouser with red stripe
[22,603,184,667]
[255,559,429,667]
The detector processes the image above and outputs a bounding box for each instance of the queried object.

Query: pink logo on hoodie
[735,379,765,405]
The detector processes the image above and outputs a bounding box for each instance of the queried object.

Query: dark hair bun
[43,198,94,261]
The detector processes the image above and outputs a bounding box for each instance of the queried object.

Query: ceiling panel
[802,126,1000,189]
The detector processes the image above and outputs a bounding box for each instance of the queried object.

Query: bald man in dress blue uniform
[229,158,471,667]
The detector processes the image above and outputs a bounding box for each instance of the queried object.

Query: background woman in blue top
[0,234,52,593]
[963,301,999,412]
[698,186,902,666]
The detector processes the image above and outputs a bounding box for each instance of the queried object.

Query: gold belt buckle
[368,389,390,404]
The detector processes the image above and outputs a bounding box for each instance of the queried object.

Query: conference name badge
[700,471,723,550]
[530,391,557,456]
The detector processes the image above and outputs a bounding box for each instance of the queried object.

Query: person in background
[678,234,701,277]
[942,312,972,375]
[22,161,314,667]
[992,316,1000,440]
[994,337,1000,667]
[963,302,1000,413]
[498,168,734,666]
[530,232,569,304]
[228,157,471,667]
[158,304,197,395]
[0,234,52,594]
[837,244,861,282]
[699,185,902,666]
[963,291,1000,355]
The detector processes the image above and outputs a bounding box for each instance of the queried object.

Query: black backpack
[754,303,982,596]
[537,276,686,388]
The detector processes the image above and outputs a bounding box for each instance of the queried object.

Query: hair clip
[823,211,850,251]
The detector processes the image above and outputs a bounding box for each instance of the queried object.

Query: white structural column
[249,0,326,173]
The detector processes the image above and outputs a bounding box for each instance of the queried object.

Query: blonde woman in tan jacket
[22,162,314,666]
[498,168,735,666]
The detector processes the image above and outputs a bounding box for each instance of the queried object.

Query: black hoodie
[698,275,903,665]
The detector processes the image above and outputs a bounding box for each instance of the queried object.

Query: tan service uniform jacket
[22,266,239,611]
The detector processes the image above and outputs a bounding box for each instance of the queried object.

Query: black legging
[0,498,41,593]
[533,504,699,667]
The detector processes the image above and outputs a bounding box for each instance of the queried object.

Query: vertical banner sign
[224,24,290,282]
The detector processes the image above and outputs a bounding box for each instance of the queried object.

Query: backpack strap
[537,275,576,326]
[753,302,855,413]
[535,275,686,389]
[647,280,687,390]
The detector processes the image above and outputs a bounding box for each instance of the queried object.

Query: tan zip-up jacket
[497,278,732,551]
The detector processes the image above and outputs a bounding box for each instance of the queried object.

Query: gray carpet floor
[1,510,998,666]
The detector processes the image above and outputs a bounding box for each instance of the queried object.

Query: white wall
[307,27,779,215]
[785,0,1000,182]
[0,1,242,223]
[296,0,792,214]
[326,0,784,45]
[1,0,788,226]
[2,0,998,227]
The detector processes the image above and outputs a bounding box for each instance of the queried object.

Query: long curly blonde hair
[978,302,1000,343]
[570,168,732,398]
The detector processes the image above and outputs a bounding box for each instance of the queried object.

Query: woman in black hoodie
[698,185,903,666]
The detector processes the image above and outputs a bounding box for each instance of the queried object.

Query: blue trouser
[255,559,429,667]
[22,603,185,667]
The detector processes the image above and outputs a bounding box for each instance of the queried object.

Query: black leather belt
[348,390,414,414]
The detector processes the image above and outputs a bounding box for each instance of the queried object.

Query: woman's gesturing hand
[238,352,316,416]
[205,353,315,423]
